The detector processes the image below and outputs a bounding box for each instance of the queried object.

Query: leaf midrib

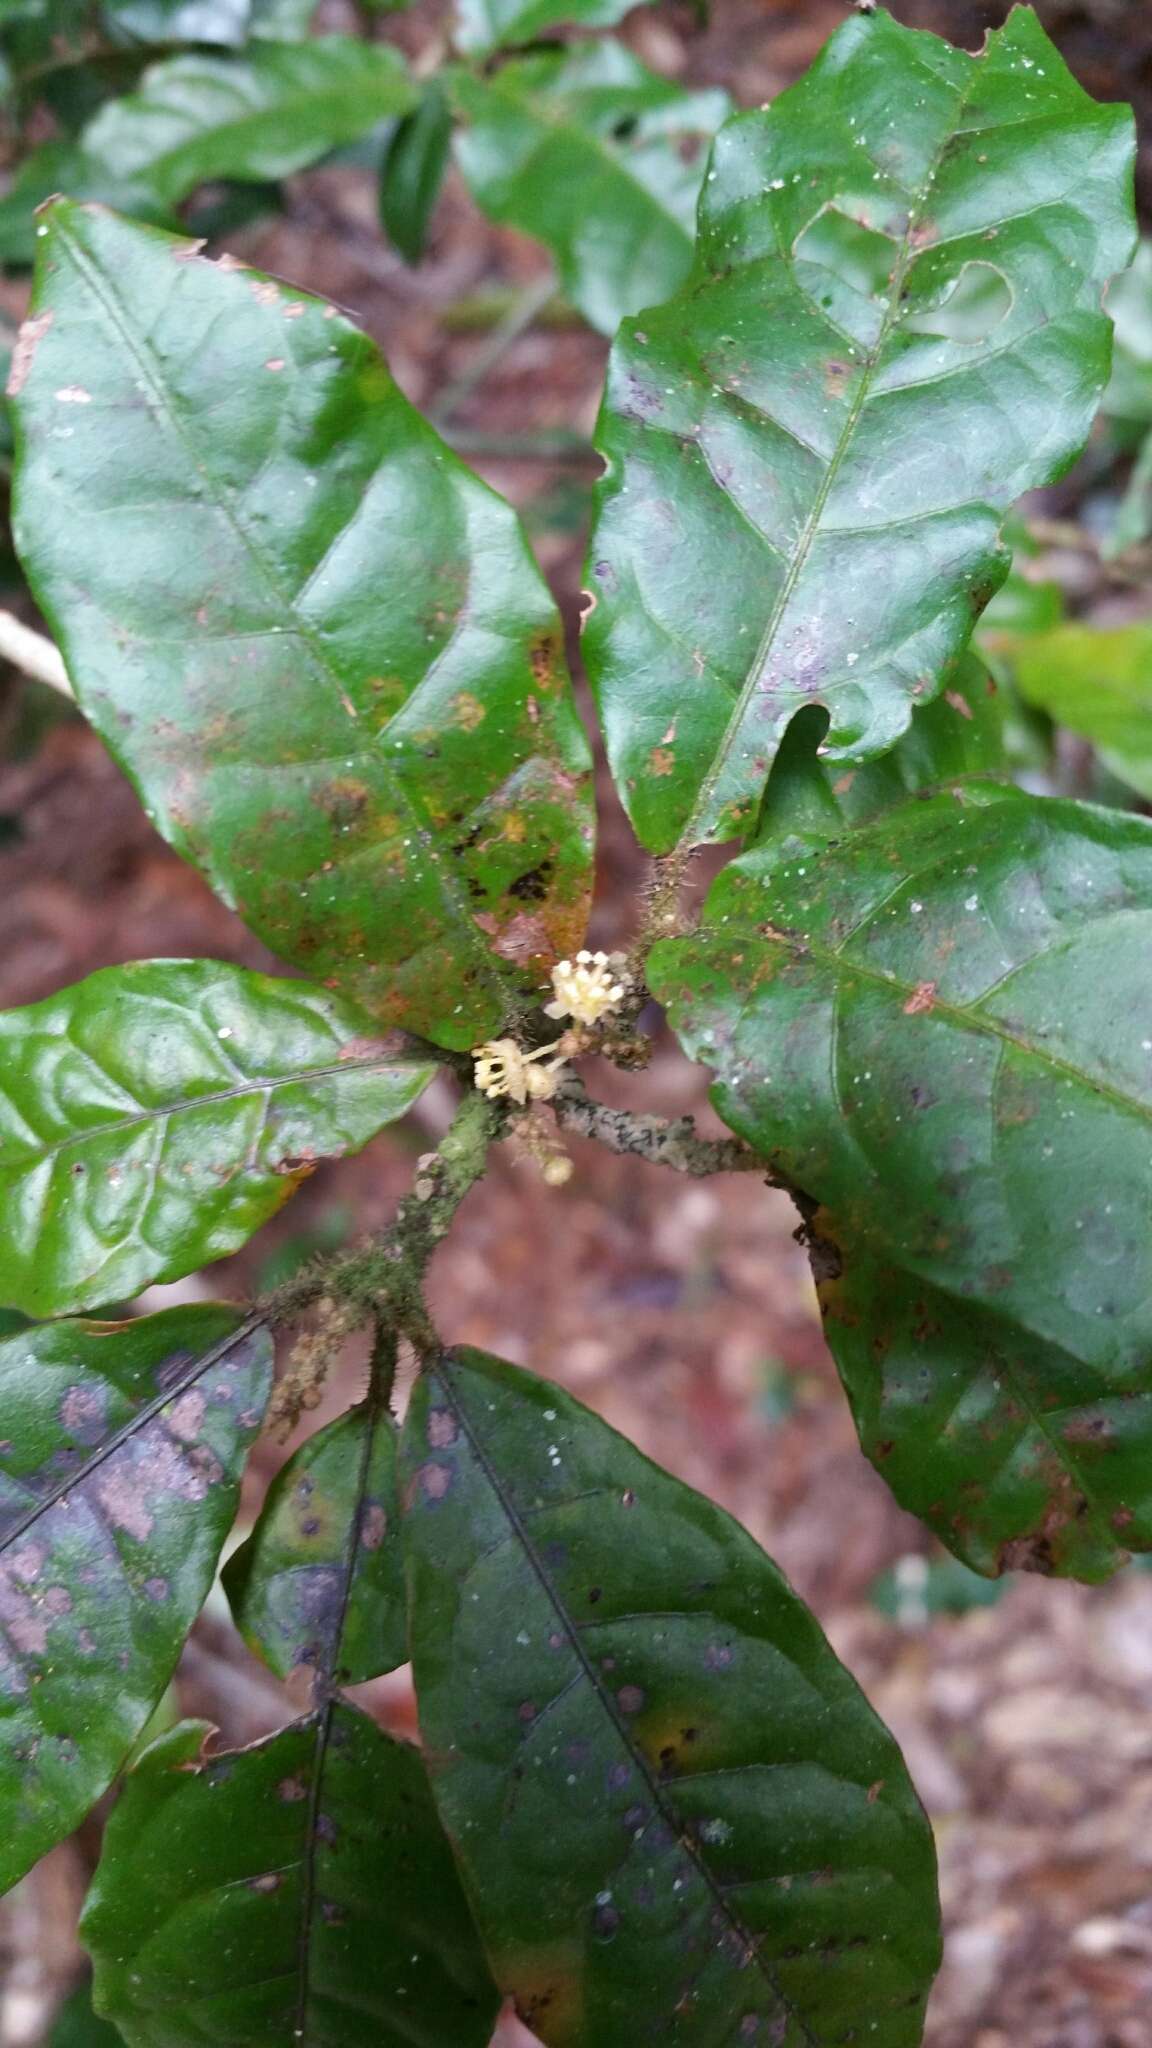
[674,60,982,853]
[0,1049,426,1173]
[437,1358,822,2048]
[51,212,512,1027]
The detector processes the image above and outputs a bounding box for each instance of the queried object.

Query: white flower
[545,950,627,1028]
[473,1038,566,1105]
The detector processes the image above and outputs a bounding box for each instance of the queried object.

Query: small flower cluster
[545,950,628,1028]
[472,951,629,1113]
[473,1038,565,1106]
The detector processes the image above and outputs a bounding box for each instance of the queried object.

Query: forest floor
[2,2,1152,2043]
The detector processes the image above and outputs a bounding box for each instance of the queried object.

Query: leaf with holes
[756,651,1011,854]
[453,46,730,337]
[652,785,1152,1581]
[401,1347,940,2046]
[82,1704,500,2047]
[583,7,1136,852]
[225,1400,406,1690]
[0,1306,270,1894]
[10,202,594,1050]
[0,959,435,1318]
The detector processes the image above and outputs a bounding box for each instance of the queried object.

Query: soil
[2,2,1152,2044]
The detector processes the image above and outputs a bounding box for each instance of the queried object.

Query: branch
[0,609,73,698]
[263,1087,500,1350]
[552,1072,772,1179]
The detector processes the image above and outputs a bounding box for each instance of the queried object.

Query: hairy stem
[263,1088,500,1350]
[552,1072,772,1179]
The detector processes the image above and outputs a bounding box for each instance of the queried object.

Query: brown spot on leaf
[360,1503,387,1550]
[649,746,676,777]
[279,1775,309,1803]
[165,1390,206,1443]
[418,1461,452,1503]
[7,311,53,397]
[903,980,938,1016]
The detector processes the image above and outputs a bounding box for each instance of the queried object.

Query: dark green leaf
[455,0,644,57]
[402,1347,940,2045]
[453,45,729,337]
[1002,622,1152,799]
[652,786,1152,1582]
[584,8,1136,852]
[0,1305,270,1892]
[225,1399,405,1689]
[10,202,595,1050]
[83,1704,500,2047]
[379,79,451,266]
[0,959,434,1318]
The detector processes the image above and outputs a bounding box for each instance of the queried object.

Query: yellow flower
[473,1038,566,1105]
[545,949,627,1028]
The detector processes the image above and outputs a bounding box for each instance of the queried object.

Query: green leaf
[101,0,255,43]
[225,1399,405,1689]
[1002,621,1152,799]
[0,959,434,1319]
[52,1982,125,2048]
[104,0,319,43]
[583,7,1136,853]
[83,38,414,203]
[757,652,1011,852]
[10,202,594,1050]
[379,79,451,265]
[83,1703,500,2047]
[401,1347,940,2046]
[455,0,645,58]
[0,1305,270,1893]
[453,45,730,337]
[651,786,1152,1582]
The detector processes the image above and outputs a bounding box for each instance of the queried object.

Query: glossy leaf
[757,652,1011,852]
[0,959,434,1318]
[584,7,1136,852]
[83,1704,500,2047]
[402,1347,940,2046]
[455,0,644,58]
[379,79,451,266]
[0,1306,270,1893]
[225,1399,405,1689]
[453,46,730,338]
[652,787,1152,1581]
[1004,622,1152,799]
[11,203,594,1049]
